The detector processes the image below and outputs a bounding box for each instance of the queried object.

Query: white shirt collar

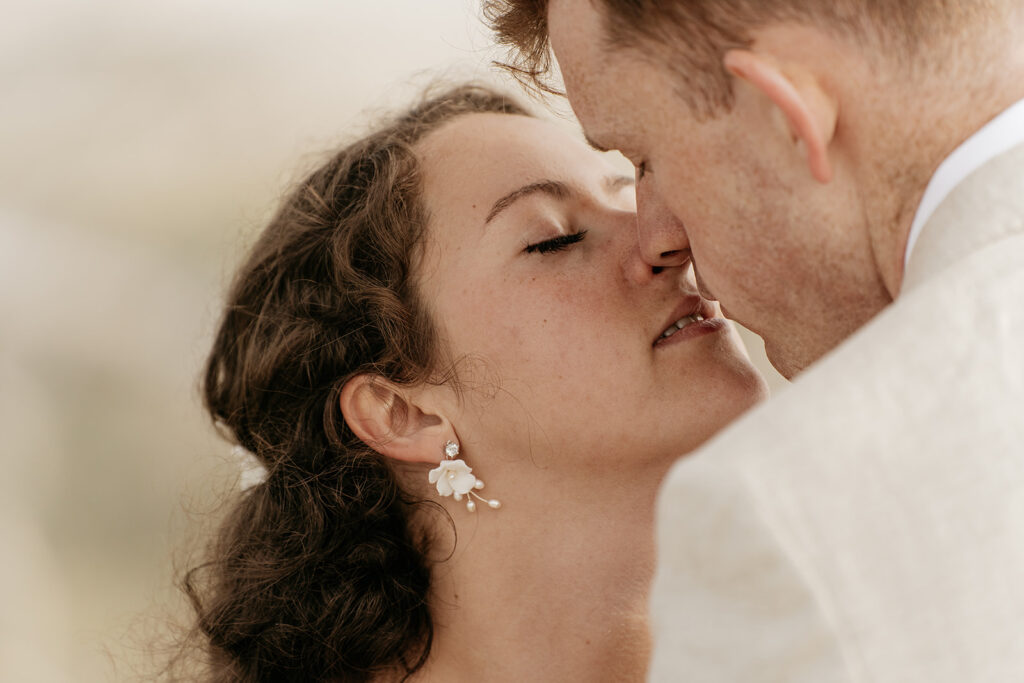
[903,97,1024,270]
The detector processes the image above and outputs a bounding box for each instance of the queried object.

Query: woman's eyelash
[523,229,588,254]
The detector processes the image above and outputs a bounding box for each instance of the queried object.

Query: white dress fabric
[648,142,1024,682]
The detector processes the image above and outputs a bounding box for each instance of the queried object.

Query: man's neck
[873,36,1024,296]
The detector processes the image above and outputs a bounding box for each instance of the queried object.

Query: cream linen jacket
[648,143,1024,683]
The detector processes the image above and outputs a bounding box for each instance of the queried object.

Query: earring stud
[428,440,501,512]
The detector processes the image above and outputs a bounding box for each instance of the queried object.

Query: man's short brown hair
[485,0,990,118]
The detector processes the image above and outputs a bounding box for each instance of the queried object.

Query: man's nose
[622,239,684,286]
[636,176,691,268]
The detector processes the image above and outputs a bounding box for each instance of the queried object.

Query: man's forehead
[547,0,613,85]
[549,0,649,152]
[547,0,616,121]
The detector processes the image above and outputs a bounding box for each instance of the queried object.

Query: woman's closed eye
[523,229,588,254]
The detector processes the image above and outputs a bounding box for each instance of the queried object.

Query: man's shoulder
[653,241,1024,681]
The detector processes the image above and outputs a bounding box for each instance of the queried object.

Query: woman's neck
[407,466,662,682]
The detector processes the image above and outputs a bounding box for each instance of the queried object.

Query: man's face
[548,0,892,377]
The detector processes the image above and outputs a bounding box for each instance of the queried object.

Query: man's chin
[763,340,806,381]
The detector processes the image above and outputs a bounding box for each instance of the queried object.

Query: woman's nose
[636,177,691,268]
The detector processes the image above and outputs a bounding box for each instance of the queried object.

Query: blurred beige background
[0,2,785,680]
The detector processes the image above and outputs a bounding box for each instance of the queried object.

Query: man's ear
[339,374,450,465]
[723,49,838,184]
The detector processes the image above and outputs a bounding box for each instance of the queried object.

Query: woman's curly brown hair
[178,84,528,683]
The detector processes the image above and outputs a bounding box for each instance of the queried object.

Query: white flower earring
[428,440,501,512]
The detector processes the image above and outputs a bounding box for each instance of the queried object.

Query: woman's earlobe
[339,374,449,465]
[723,49,838,184]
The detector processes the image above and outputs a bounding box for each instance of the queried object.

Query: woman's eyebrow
[486,180,570,224]
[485,175,635,225]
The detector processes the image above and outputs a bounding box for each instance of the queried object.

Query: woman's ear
[723,49,838,184]
[339,374,450,465]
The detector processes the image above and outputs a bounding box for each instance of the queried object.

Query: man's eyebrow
[485,180,571,224]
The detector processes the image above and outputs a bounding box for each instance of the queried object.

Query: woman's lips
[653,295,724,347]
[653,317,727,348]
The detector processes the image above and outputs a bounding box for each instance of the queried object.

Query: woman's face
[415,113,768,473]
